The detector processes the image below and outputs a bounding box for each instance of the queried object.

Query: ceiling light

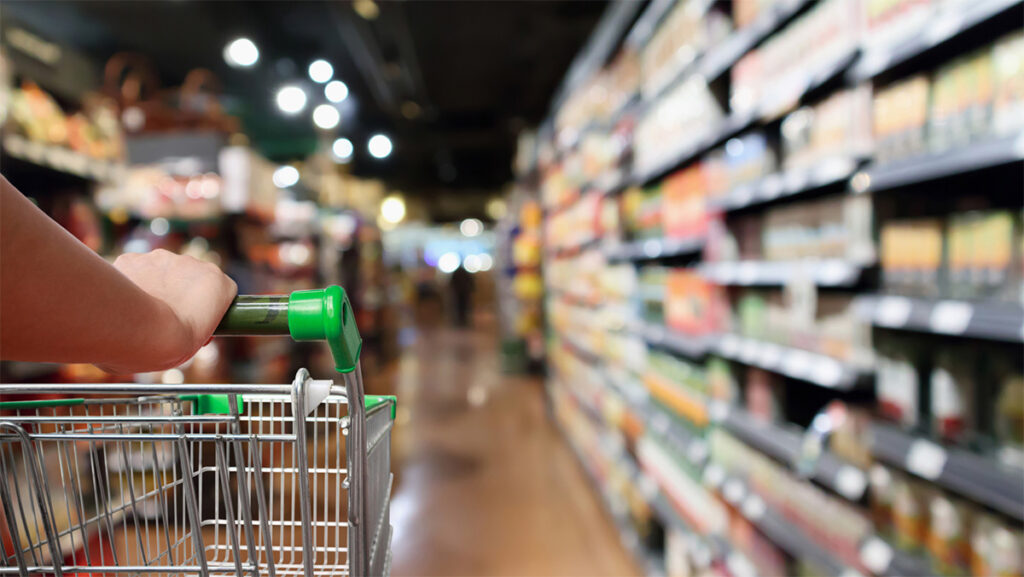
[353,0,380,20]
[273,165,300,188]
[438,252,460,274]
[368,134,392,159]
[463,254,481,273]
[275,85,307,114]
[308,59,334,83]
[459,218,483,237]
[478,253,493,271]
[485,197,507,220]
[313,104,340,130]
[380,195,406,224]
[325,80,349,103]
[332,137,354,161]
[224,38,259,68]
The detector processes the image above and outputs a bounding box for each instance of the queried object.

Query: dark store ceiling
[1,0,609,195]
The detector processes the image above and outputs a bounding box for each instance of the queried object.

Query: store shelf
[859,132,1024,193]
[696,0,811,81]
[2,134,125,183]
[710,156,861,212]
[753,46,860,121]
[633,112,757,187]
[559,417,666,577]
[857,535,934,577]
[869,422,1024,522]
[849,0,1023,81]
[716,404,869,501]
[606,235,705,262]
[699,258,869,287]
[632,321,716,360]
[853,295,1024,343]
[713,333,864,390]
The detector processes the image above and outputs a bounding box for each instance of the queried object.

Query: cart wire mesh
[0,368,394,577]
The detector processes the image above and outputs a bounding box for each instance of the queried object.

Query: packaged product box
[662,164,707,240]
[967,47,995,142]
[876,337,921,428]
[973,211,1014,300]
[929,347,976,444]
[892,473,928,552]
[881,219,943,297]
[707,357,738,403]
[992,30,1024,137]
[994,368,1024,469]
[970,513,1024,577]
[870,464,897,540]
[926,491,972,576]
[745,367,784,422]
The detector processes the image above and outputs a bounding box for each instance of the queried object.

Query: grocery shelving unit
[526,0,1024,575]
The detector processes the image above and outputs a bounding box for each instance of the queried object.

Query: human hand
[106,249,237,372]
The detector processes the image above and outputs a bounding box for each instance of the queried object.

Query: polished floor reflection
[378,318,638,577]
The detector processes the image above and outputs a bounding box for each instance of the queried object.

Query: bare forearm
[0,177,188,369]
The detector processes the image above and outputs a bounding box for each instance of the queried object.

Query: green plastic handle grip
[214,287,362,373]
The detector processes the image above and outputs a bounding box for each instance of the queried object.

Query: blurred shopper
[0,176,237,373]
[449,264,474,327]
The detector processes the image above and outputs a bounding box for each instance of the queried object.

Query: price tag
[740,339,761,363]
[728,552,757,577]
[784,168,808,193]
[638,474,660,501]
[644,239,663,258]
[930,301,973,335]
[737,262,758,285]
[703,464,726,488]
[719,334,741,357]
[835,465,868,501]
[688,440,709,464]
[927,14,962,45]
[654,413,671,436]
[812,358,844,388]
[859,537,895,574]
[876,296,912,328]
[723,478,746,504]
[709,401,730,423]
[741,494,766,520]
[758,343,783,368]
[818,260,854,286]
[733,185,754,207]
[760,174,784,199]
[906,439,947,480]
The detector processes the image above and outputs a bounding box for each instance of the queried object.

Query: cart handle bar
[214,286,362,374]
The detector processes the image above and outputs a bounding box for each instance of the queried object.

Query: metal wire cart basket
[0,287,395,576]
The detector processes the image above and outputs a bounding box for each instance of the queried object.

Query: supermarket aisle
[380,317,638,577]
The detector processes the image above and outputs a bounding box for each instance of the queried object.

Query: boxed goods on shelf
[872,30,1024,165]
[710,429,874,571]
[880,211,1021,301]
[870,463,1024,577]
[662,164,712,240]
[666,269,728,336]
[862,0,932,49]
[622,185,664,241]
[641,0,731,98]
[634,77,724,175]
[731,0,862,115]
[780,86,873,171]
[872,75,931,164]
[704,132,777,203]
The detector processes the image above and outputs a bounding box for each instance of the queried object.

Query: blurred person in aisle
[449,262,474,328]
[0,176,237,373]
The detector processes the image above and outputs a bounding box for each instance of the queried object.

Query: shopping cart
[0,286,394,576]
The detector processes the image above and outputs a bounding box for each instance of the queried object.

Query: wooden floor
[376,317,639,577]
